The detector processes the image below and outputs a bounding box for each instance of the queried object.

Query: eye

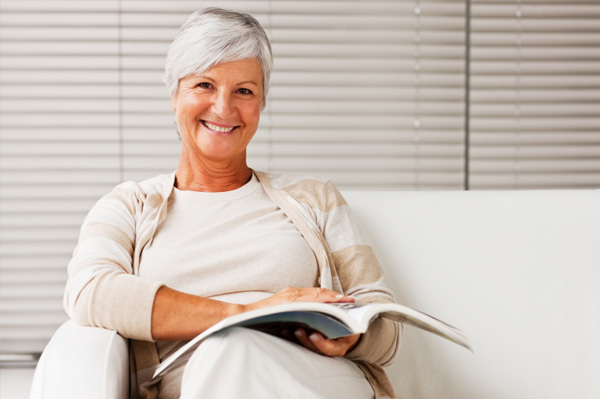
[197,82,212,89]
[238,88,253,95]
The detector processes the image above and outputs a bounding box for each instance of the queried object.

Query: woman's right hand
[245,287,354,312]
[246,287,359,357]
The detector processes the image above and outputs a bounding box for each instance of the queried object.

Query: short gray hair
[164,7,273,106]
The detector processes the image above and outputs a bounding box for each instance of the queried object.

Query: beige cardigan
[64,170,403,399]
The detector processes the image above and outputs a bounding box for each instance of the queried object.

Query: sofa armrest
[30,320,129,399]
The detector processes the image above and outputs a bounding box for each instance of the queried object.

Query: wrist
[345,334,362,355]
[225,302,247,319]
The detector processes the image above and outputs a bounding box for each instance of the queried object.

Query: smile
[203,121,236,133]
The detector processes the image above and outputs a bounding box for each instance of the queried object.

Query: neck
[175,155,252,192]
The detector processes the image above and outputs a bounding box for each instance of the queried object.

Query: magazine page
[331,303,381,330]
[333,302,472,351]
[379,308,472,351]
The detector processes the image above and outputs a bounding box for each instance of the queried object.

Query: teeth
[204,121,234,133]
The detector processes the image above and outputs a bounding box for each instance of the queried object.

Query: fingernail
[335,294,344,298]
[309,333,320,343]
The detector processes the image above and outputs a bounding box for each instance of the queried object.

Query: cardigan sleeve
[63,185,164,341]
[320,181,403,366]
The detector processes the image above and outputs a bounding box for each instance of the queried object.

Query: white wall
[0,368,34,399]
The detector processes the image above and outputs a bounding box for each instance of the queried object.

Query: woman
[64,7,402,399]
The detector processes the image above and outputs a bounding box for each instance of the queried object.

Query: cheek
[177,95,207,117]
[241,104,261,127]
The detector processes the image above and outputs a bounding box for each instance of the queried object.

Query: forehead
[197,58,263,82]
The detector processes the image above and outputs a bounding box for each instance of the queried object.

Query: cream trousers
[159,327,374,399]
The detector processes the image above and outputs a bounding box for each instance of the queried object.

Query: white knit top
[139,173,318,302]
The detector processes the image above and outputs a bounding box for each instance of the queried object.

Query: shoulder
[100,172,174,211]
[256,170,346,213]
[257,170,327,189]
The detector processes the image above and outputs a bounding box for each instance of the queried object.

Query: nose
[212,90,234,118]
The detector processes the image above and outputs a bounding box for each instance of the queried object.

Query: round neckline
[172,172,260,201]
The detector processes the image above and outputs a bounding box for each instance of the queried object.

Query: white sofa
[31,190,600,399]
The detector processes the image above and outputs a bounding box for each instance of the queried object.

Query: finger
[309,333,361,357]
[296,287,355,303]
[308,333,346,357]
[330,293,356,303]
[280,328,296,343]
[293,329,321,354]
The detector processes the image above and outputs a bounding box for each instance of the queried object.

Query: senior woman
[64,7,401,399]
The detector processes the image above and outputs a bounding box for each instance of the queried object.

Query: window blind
[0,0,466,355]
[0,1,121,355]
[469,0,600,189]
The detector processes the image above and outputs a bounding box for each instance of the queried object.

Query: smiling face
[171,58,264,166]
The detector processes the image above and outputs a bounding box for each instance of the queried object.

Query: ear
[170,94,177,111]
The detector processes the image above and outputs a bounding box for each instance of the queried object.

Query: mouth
[202,121,237,134]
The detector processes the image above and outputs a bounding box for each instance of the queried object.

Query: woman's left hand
[290,329,361,357]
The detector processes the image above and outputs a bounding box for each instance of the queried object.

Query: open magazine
[152,301,472,380]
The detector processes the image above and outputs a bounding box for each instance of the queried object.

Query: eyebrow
[237,80,260,86]
[196,75,215,82]
[193,76,259,87]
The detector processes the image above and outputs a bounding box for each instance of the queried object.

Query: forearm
[150,286,245,341]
